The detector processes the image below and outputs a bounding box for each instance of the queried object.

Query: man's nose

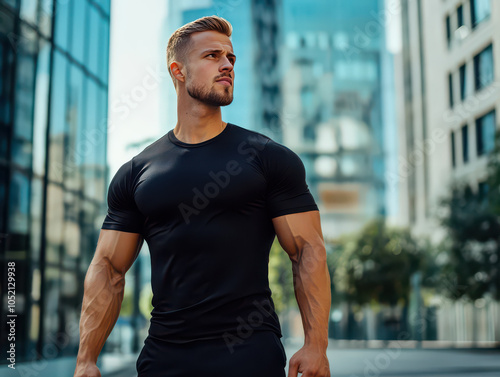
[220,56,234,72]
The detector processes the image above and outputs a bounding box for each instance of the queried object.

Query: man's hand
[287,344,331,377]
[74,362,101,377]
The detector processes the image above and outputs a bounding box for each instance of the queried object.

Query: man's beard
[187,80,233,107]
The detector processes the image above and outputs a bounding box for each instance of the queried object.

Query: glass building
[281,0,397,239]
[0,0,111,374]
[162,0,258,134]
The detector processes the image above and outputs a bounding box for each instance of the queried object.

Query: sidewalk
[98,341,500,377]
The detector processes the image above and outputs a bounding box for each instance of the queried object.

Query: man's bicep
[271,210,324,263]
[91,229,144,275]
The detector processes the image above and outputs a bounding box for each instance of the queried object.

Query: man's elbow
[85,256,126,293]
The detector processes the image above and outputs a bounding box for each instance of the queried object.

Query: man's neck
[174,99,226,144]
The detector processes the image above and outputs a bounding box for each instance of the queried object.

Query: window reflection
[20,0,37,25]
[0,9,15,130]
[54,0,71,50]
[67,63,85,191]
[87,4,101,77]
[48,50,68,184]
[12,24,37,169]
[461,124,469,163]
[474,44,494,91]
[30,178,43,264]
[62,190,81,269]
[475,109,496,156]
[43,267,62,350]
[70,0,86,63]
[32,39,51,177]
[0,167,7,231]
[8,170,30,235]
[39,0,53,37]
[45,183,64,264]
[470,0,490,28]
[459,63,467,101]
[59,271,81,356]
[100,18,110,84]
[450,132,456,168]
[448,72,453,108]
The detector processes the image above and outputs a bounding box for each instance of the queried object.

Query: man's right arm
[73,229,144,377]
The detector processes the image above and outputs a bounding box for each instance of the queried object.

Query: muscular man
[74,15,331,377]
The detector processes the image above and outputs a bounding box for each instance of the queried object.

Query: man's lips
[216,77,232,86]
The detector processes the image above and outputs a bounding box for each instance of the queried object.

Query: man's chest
[134,148,268,223]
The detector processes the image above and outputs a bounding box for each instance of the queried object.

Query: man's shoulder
[127,133,172,168]
[229,123,273,150]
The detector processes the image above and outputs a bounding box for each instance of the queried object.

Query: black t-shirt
[101,122,319,344]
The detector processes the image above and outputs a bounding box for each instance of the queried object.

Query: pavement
[100,339,500,377]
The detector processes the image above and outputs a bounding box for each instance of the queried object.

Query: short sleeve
[101,159,145,234]
[261,139,319,219]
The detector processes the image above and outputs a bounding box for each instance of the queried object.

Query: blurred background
[0,0,499,376]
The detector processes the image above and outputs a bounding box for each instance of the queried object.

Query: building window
[451,131,456,168]
[446,15,451,47]
[457,5,464,28]
[478,180,489,206]
[470,0,491,28]
[462,124,469,163]
[474,44,494,91]
[475,109,496,156]
[478,181,489,201]
[459,63,467,100]
[448,72,454,108]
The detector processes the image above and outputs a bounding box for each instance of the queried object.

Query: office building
[395,0,499,237]
[0,0,111,374]
[280,0,398,239]
[394,0,500,343]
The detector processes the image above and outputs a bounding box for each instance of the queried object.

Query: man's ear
[170,61,185,83]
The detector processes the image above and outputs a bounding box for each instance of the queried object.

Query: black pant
[136,330,287,377]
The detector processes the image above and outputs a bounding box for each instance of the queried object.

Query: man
[74,15,331,377]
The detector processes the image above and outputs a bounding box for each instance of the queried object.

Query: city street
[101,343,500,377]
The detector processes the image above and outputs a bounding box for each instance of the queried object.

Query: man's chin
[209,94,233,107]
[219,97,233,106]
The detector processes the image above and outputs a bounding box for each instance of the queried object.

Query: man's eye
[206,53,216,58]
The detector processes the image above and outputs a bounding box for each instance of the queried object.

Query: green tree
[334,219,430,308]
[268,237,296,314]
[438,188,500,301]
[437,129,500,302]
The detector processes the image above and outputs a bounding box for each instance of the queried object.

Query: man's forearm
[75,258,126,368]
[291,241,331,350]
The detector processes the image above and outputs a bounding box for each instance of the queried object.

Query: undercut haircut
[166,15,233,84]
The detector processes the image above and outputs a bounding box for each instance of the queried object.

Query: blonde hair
[166,15,233,82]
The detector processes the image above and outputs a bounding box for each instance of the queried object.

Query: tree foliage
[437,129,500,301]
[268,237,296,314]
[333,219,432,307]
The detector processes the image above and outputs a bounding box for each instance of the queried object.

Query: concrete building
[394,0,500,238]
[393,0,500,343]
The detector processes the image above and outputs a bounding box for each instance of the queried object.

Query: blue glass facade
[161,0,394,239]
[0,0,110,372]
[281,0,393,237]
[163,0,256,133]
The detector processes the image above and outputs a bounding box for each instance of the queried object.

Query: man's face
[182,30,236,107]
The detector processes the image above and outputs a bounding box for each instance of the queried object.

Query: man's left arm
[272,209,331,377]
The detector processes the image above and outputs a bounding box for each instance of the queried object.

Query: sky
[107,0,169,176]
